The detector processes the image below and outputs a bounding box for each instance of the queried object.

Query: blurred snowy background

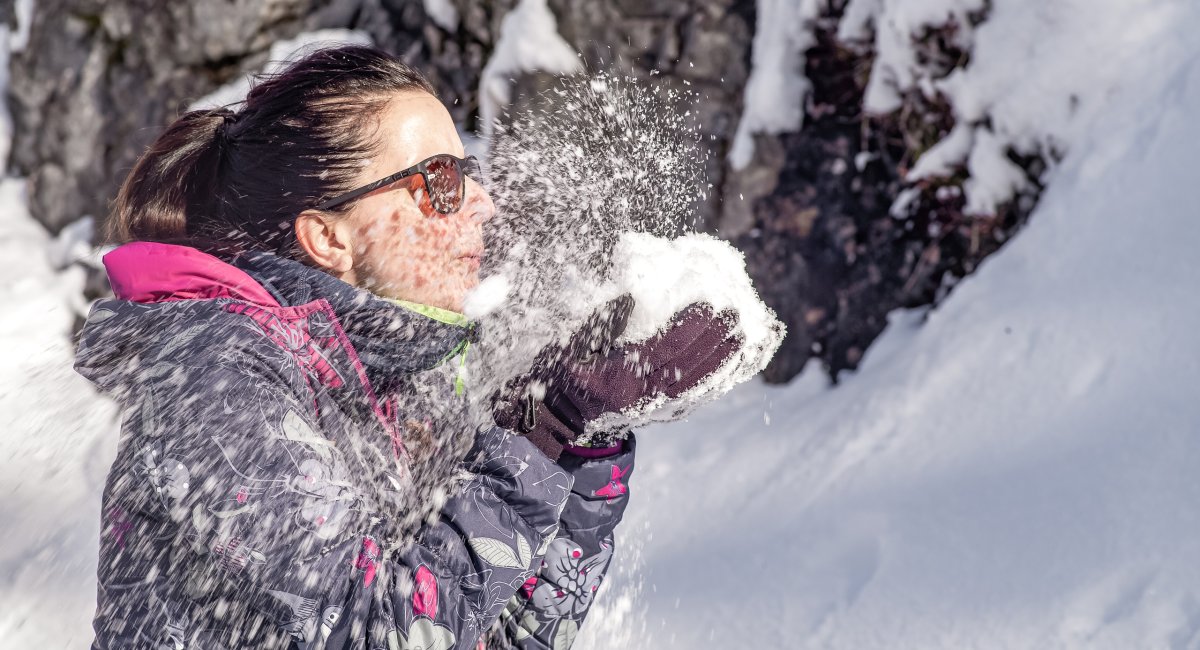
[3,0,1200,647]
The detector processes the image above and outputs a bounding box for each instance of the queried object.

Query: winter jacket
[74,242,635,650]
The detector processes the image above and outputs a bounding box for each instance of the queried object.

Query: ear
[295,210,356,274]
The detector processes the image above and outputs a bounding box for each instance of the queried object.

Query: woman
[75,45,736,649]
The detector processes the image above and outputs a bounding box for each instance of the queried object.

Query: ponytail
[106,45,437,251]
[107,108,232,243]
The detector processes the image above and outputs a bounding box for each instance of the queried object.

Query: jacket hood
[104,241,281,306]
[77,242,471,395]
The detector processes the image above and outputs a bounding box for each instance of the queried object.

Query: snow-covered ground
[4,0,1200,648]
[0,184,118,645]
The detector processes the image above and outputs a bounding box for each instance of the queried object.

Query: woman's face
[338,91,494,312]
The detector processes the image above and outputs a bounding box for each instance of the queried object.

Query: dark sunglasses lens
[424,156,463,214]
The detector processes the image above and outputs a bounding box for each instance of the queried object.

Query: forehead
[370,91,464,172]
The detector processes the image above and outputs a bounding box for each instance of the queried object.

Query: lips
[458,251,484,270]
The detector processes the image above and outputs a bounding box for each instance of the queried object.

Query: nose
[461,178,495,224]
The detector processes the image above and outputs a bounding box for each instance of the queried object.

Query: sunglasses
[315,153,482,214]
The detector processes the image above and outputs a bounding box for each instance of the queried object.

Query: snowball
[582,232,786,435]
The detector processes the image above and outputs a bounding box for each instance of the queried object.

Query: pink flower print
[521,575,538,599]
[107,507,132,549]
[592,464,630,501]
[354,537,381,588]
[412,565,439,618]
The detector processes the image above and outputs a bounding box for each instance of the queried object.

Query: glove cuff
[493,394,578,461]
[521,400,579,461]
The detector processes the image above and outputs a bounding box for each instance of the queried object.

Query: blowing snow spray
[465,72,785,439]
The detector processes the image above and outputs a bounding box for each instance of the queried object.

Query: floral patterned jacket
[75,242,634,650]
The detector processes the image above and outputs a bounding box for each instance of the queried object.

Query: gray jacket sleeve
[91,356,571,650]
[484,437,637,650]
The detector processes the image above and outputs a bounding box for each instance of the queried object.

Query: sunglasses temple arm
[315,169,420,210]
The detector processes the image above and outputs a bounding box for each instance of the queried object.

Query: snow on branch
[478,0,583,136]
[729,0,823,170]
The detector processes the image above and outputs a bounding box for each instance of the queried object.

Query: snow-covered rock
[189,29,373,111]
[477,0,582,135]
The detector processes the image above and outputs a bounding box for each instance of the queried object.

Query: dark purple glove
[494,296,740,460]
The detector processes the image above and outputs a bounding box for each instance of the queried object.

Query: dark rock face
[734,5,1041,381]
[9,0,1040,383]
[10,0,319,233]
[359,0,517,128]
[7,0,457,234]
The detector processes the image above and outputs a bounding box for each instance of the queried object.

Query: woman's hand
[494,296,741,460]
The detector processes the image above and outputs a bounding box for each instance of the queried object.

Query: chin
[431,287,468,314]
[372,274,474,314]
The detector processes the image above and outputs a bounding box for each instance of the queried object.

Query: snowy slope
[577,3,1200,648]
[0,183,118,646]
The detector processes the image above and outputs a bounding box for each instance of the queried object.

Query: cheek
[351,202,479,306]
[374,219,460,281]
[354,210,406,252]
[412,219,460,252]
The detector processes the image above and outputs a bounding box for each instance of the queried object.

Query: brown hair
[108,45,436,253]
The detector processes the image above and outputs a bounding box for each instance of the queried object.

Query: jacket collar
[102,242,471,393]
[228,250,472,390]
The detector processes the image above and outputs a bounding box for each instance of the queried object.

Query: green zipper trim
[382,297,472,396]
[454,340,469,396]
[384,298,471,327]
